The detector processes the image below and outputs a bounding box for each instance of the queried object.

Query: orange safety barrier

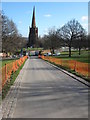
[75,61,89,77]
[41,56,90,78]
[38,55,41,58]
[68,60,76,70]
[2,65,6,87]
[1,56,28,88]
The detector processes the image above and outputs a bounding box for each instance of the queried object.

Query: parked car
[52,52,60,56]
[55,52,60,56]
[44,52,52,56]
[48,52,51,56]
[52,54,55,56]
[44,53,48,56]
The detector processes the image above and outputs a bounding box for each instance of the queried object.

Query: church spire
[28,6,38,47]
[32,6,36,28]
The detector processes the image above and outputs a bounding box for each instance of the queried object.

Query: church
[28,7,38,47]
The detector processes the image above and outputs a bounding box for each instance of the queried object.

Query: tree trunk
[69,46,71,57]
[51,47,55,54]
[79,47,81,55]
[52,49,54,54]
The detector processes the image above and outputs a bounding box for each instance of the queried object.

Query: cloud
[44,14,52,17]
[81,16,88,22]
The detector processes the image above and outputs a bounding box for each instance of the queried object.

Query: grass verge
[44,59,90,82]
[0,59,18,68]
[53,50,90,63]
[2,59,27,100]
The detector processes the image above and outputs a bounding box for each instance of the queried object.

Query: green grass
[23,47,43,51]
[2,59,15,67]
[0,59,19,68]
[54,50,90,63]
[2,59,27,100]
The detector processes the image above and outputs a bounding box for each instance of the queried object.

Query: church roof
[31,6,36,28]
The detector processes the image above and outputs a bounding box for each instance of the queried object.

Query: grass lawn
[0,59,18,68]
[23,47,43,51]
[54,50,90,63]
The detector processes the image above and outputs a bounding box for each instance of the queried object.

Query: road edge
[42,59,90,87]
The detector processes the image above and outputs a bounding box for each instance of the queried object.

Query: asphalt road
[13,57,88,118]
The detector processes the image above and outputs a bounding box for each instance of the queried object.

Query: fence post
[5,64,7,82]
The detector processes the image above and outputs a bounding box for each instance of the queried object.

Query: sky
[2,2,88,37]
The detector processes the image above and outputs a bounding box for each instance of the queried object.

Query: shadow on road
[18,81,88,108]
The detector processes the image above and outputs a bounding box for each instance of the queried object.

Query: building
[28,7,38,47]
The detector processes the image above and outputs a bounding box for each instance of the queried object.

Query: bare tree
[35,36,43,48]
[0,11,2,53]
[2,12,27,54]
[88,34,90,50]
[42,27,63,54]
[41,35,50,49]
[58,19,86,57]
[2,12,18,38]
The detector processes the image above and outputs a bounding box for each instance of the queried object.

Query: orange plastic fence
[75,61,89,77]
[40,55,90,78]
[1,56,28,88]
[0,68,2,91]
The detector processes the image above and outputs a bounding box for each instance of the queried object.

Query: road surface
[12,58,88,118]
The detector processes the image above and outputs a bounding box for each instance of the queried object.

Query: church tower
[28,7,38,47]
